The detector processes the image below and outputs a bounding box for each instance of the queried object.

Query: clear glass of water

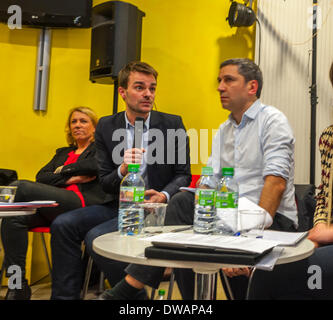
[140,203,168,233]
[0,186,17,203]
[239,209,266,238]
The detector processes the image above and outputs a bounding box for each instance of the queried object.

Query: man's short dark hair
[118,61,158,89]
[220,58,263,98]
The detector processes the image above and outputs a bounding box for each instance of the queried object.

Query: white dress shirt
[207,99,298,227]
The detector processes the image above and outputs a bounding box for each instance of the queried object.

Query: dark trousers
[50,202,118,300]
[167,191,297,300]
[223,213,297,300]
[128,190,196,294]
[1,180,82,279]
[84,217,128,288]
[248,244,333,300]
[84,191,195,298]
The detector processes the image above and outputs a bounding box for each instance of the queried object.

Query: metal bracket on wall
[243,0,253,7]
[33,28,52,112]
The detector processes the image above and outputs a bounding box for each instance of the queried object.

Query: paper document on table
[255,247,284,271]
[142,233,279,254]
[0,201,57,210]
[262,230,308,246]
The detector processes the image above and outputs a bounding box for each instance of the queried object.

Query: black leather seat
[294,184,316,232]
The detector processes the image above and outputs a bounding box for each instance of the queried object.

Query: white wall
[255,0,333,186]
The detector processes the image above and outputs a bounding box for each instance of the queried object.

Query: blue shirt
[207,99,298,227]
[117,112,170,202]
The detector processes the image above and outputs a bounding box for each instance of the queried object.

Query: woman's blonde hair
[65,106,98,146]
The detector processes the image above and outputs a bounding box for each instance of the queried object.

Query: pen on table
[143,230,163,234]
[171,226,193,233]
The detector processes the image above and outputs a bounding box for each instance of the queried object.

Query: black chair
[294,184,316,232]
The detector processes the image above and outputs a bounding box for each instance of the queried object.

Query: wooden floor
[0,274,228,300]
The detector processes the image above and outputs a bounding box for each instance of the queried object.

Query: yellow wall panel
[0,0,256,178]
[0,0,256,289]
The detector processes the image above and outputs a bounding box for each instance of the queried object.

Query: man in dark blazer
[50,61,191,300]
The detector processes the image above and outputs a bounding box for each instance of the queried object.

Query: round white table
[93,226,315,300]
[0,209,36,217]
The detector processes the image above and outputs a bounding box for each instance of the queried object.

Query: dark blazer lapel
[149,110,160,129]
[107,111,126,150]
[112,111,127,159]
[115,111,126,130]
[148,111,165,147]
[78,143,94,159]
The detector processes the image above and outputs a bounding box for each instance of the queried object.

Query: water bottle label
[120,186,145,202]
[196,189,215,206]
[215,191,238,208]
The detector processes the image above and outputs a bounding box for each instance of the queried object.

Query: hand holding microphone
[120,117,146,177]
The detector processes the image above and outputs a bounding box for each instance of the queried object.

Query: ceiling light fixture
[227,1,256,27]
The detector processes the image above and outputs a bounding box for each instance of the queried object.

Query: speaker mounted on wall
[89,1,145,84]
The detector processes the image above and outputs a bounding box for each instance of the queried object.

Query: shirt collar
[124,112,150,131]
[228,99,261,126]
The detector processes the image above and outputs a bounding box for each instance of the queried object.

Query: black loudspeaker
[89,1,145,84]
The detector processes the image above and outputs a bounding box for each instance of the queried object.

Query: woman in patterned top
[308,62,333,245]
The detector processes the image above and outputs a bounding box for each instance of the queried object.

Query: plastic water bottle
[158,289,166,300]
[193,166,218,234]
[118,163,145,236]
[215,167,239,235]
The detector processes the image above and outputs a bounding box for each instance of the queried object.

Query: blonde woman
[1,106,107,300]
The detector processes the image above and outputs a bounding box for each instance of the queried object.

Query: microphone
[133,117,145,149]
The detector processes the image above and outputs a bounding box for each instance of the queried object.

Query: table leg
[245,266,257,300]
[193,268,218,300]
[0,259,4,293]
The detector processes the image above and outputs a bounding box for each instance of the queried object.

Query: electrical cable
[255,17,261,67]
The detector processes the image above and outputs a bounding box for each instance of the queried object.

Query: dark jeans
[1,180,82,279]
[84,217,128,288]
[167,192,298,300]
[85,191,195,298]
[248,244,333,300]
[50,202,118,300]
[222,212,297,300]
[85,218,167,290]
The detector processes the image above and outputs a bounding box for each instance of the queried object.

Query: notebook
[143,232,278,265]
[144,245,273,265]
[262,230,308,246]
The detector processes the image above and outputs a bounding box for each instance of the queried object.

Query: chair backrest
[294,184,316,232]
[29,227,50,233]
[0,169,17,185]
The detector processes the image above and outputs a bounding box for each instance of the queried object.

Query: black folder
[144,244,273,265]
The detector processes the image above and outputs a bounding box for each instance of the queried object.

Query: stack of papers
[255,247,284,271]
[0,201,57,211]
[262,230,308,246]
